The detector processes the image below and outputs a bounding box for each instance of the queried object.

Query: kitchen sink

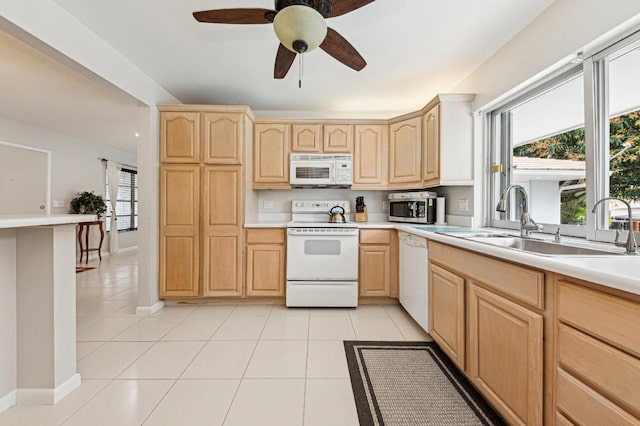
[465,235,623,256]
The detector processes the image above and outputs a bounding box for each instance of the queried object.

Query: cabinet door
[389,117,422,185]
[353,124,388,187]
[253,123,290,188]
[160,112,200,163]
[422,105,440,186]
[159,165,200,297]
[246,244,286,296]
[359,245,391,296]
[202,166,243,296]
[429,263,465,369]
[323,124,353,153]
[203,112,243,164]
[468,283,543,426]
[291,124,322,153]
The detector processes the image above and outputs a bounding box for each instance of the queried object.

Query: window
[105,168,138,232]
[604,42,640,231]
[490,68,586,232]
[489,31,640,239]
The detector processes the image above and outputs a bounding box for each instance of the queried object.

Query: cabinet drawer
[245,229,286,245]
[556,368,638,426]
[558,324,640,418]
[360,229,393,245]
[429,241,544,309]
[557,280,640,358]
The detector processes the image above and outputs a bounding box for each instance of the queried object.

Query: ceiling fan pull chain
[299,53,303,88]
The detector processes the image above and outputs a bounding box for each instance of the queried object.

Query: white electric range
[286,200,359,307]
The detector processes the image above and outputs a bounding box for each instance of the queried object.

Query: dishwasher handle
[399,232,427,249]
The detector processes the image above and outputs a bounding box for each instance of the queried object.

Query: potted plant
[69,191,107,218]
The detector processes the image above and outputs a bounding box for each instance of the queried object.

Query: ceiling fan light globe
[273,5,327,53]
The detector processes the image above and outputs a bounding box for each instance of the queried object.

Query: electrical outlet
[53,200,65,208]
[382,201,388,212]
[263,200,274,209]
[459,199,469,212]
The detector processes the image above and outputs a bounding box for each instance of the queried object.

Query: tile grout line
[60,379,114,425]
[139,378,179,425]
[219,304,272,425]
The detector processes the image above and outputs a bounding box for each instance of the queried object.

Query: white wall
[0,229,17,403]
[454,0,640,109]
[0,116,138,251]
[257,189,391,221]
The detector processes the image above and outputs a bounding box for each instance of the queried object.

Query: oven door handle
[287,231,359,237]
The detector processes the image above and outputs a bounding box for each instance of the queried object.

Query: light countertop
[244,220,640,296]
[395,224,640,297]
[0,214,98,229]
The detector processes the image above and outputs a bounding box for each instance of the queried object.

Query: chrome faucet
[591,197,638,255]
[496,184,543,237]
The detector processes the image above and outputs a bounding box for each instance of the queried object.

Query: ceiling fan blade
[320,28,366,71]
[329,0,375,18]
[193,8,275,24]
[274,44,297,79]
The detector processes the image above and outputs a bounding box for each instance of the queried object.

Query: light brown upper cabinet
[352,124,388,189]
[291,124,322,153]
[422,105,440,185]
[253,123,291,189]
[323,124,353,153]
[159,164,200,297]
[422,94,474,188]
[389,116,422,187]
[203,112,244,164]
[160,112,200,163]
[290,123,354,154]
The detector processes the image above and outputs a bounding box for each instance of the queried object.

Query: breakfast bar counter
[0,214,96,411]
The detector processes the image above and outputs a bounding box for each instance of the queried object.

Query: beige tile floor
[0,249,431,426]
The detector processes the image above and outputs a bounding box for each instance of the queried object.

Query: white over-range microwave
[289,154,353,188]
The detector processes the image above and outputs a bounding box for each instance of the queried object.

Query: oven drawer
[286,281,358,307]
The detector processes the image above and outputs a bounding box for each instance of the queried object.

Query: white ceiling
[51,0,556,115]
[0,28,147,153]
[1,1,557,154]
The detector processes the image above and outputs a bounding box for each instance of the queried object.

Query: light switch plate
[459,199,469,212]
[263,200,274,209]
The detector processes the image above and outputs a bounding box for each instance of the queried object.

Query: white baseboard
[0,390,16,414]
[136,301,165,316]
[15,374,81,405]
[117,245,137,253]
[54,374,81,404]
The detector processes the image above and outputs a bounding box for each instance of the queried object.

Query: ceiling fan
[193,0,374,81]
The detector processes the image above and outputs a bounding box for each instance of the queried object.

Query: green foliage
[513,110,640,201]
[70,191,107,218]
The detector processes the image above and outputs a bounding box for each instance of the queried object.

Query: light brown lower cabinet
[468,283,543,426]
[428,241,544,425]
[428,263,465,370]
[358,229,398,297]
[201,166,243,297]
[429,241,640,426]
[245,229,286,297]
[555,278,640,424]
[159,164,200,297]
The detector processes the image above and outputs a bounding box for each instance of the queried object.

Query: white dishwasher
[398,232,429,331]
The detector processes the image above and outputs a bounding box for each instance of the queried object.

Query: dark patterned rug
[344,341,506,426]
